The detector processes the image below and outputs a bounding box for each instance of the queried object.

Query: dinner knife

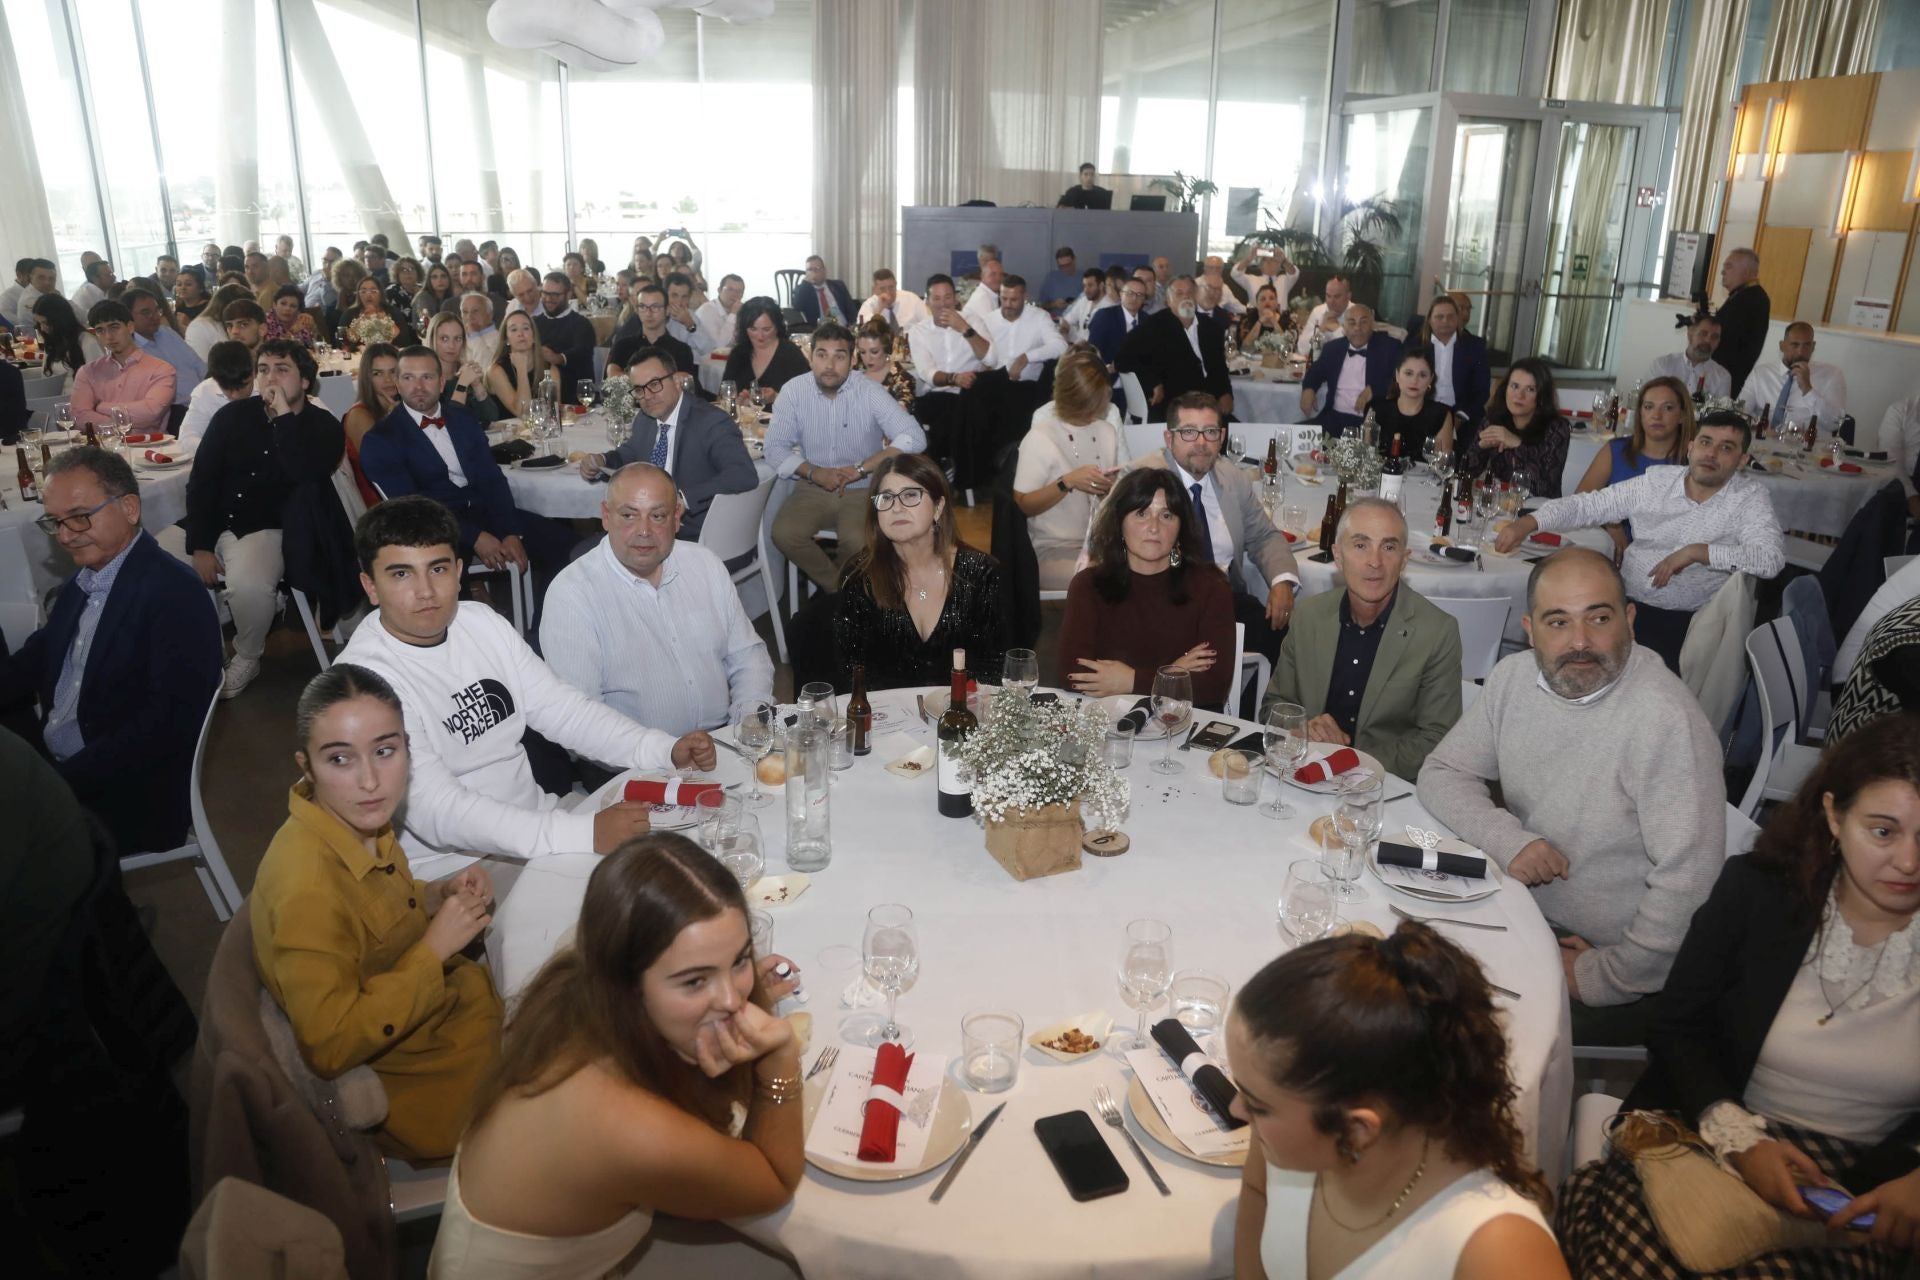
[928,1102,1007,1204]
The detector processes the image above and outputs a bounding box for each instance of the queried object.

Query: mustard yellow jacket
[252,782,502,1160]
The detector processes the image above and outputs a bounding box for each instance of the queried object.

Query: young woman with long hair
[1572,374,1696,564]
[1468,356,1570,497]
[485,309,549,420]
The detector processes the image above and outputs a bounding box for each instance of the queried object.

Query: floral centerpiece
[1327,430,1383,491]
[1248,327,1295,357]
[948,690,1130,880]
[349,312,397,348]
[598,373,637,425]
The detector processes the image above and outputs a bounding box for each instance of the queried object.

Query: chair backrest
[1725,802,1761,860]
[1460,679,1482,713]
[0,600,38,652]
[1424,596,1510,682]
[1888,554,1916,579]
[592,346,609,382]
[20,372,64,398]
[1225,621,1246,713]
[773,268,805,309]
[1287,424,1322,457]
[1122,419,1163,461]
[27,392,69,416]
[698,472,776,565]
[1739,618,1808,817]
[1119,371,1149,424]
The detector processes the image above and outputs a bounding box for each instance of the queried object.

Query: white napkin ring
[1176,1051,1214,1083]
[864,1083,907,1116]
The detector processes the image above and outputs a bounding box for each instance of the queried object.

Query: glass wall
[1341,106,1431,325]
[1207,0,1334,257]
[2,0,107,284]
[1098,0,1215,180]
[1349,0,1438,97]
[1444,0,1531,94]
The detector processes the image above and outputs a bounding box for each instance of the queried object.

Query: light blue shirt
[136,326,206,405]
[763,372,926,486]
[538,537,775,736]
[44,533,142,760]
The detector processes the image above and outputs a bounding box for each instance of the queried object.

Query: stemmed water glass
[1003,648,1039,698]
[1108,918,1174,1057]
[860,904,919,1048]
[719,380,737,414]
[1261,702,1309,820]
[735,700,777,809]
[1279,860,1339,944]
[1149,667,1193,775]
[576,380,597,414]
[1325,772,1383,901]
[53,403,74,438]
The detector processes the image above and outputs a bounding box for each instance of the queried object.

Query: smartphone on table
[1034,1111,1129,1202]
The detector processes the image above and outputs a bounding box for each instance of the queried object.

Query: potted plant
[1151,170,1219,214]
[1235,195,1405,305]
[949,692,1130,881]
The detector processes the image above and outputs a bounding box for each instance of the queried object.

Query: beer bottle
[1316,496,1337,555]
[847,664,872,757]
[1262,437,1279,483]
[16,447,36,504]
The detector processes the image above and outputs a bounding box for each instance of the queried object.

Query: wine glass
[1281,503,1308,541]
[1261,702,1309,820]
[860,904,919,1048]
[1149,667,1193,776]
[53,403,74,438]
[1279,860,1339,944]
[1108,918,1173,1057]
[576,380,597,414]
[713,812,764,892]
[1325,772,1383,901]
[735,700,776,809]
[718,379,737,414]
[1511,467,1532,509]
[1003,648,1039,698]
[798,682,835,727]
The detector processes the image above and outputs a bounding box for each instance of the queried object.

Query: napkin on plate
[122,432,161,445]
[1149,1019,1245,1130]
[624,777,724,807]
[518,455,565,469]
[857,1041,913,1162]
[1528,532,1563,547]
[1117,697,1154,733]
[1378,839,1488,879]
[1293,747,1360,786]
[142,449,174,464]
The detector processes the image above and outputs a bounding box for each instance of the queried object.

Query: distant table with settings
[482,687,1573,1280]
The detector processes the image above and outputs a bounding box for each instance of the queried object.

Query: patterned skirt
[1556,1119,1898,1279]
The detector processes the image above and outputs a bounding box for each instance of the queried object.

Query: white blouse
[1012,402,1121,554]
[1260,1165,1551,1280]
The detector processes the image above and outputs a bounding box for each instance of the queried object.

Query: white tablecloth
[1228,372,1304,426]
[485,688,1573,1280]
[1746,443,1900,539]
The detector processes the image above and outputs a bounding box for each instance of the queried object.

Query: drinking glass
[576,380,597,413]
[1149,667,1193,775]
[1326,772,1383,901]
[860,904,919,1048]
[1169,969,1231,1032]
[1228,433,1246,460]
[713,812,765,891]
[961,1010,1023,1093]
[736,700,777,808]
[1511,467,1532,509]
[719,379,737,413]
[695,790,743,850]
[1279,860,1339,944]
[798,682,836,727]
[109,408,130,453]
[748,908,774,959]
[1109,918,1174,1056]
[1220,749,1262,805]
[1473,473,1497,522]
[1003,648,1039,698]
[828,718,855,771]
[54,404,74,437]
[1103,726,1136,769]
[1261,702,1310,820]
[1281,503,1308,540]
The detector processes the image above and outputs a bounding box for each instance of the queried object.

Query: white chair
[1225,620,1271,715]
[1569,1092,1624,1171]
[1459,679,1482,713]
[592,347,609,381]
[120,691,244,920]
[785,528,838,618]
[19,372,64,398]
[1118,371,1150,425]
[468,558,532,636]
[1424,596,1510,682]
[1782,534,1833,572]
[288,586,345,670]
[0,601,39,654]
[699,474,789,664]
[1122,420,1163,460]
[1738,617,1820,818]
[1887,554,1915,578]
[386,1154,448,1224]
[1287,424,1322,457]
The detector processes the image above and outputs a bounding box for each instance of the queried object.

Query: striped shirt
[763,371,926,486]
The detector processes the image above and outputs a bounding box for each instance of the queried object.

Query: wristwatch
[1056,478,1069,493]
[854,463,868,479]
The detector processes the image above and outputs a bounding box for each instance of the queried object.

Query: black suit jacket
[1087,305,1141,373]
[0,533,222,853]
[1302,336,1403,428]
[1625,856,1920,1192]
[1714,282,1771,398]
[358,401,521,555]
[609,326,695,378]
[602,393,758,538]
[1119,310,1231,420]
[794,279,857,327]
[533,309,598,402]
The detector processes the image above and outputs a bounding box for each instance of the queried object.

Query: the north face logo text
[443,678,515,744]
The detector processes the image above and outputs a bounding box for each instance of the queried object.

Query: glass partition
[1440,117,1539,365]
[1207,0,1333,258]
[1340,106,1431,327]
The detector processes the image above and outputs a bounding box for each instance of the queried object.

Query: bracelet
[754,1072,803,1104]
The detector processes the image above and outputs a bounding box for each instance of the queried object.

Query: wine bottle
[1380,434,1405,502]
[1694,373,1707,404]
[1453,467,1474,529]
[936,649,977,819]
[1804,414,1819,453]
[1262,437,1279,483]
[81,420,100,448]
[16,447,37,504]
[1434,481,1452,540]
[1316,495,1337,555]
[1605,391,1621,435]
[847,663,872,757]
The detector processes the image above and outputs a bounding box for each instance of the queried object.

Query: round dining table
[483,687,1574,1280]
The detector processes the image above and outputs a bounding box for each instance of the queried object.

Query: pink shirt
[70,347,176,431]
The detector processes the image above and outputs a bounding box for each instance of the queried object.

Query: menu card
[804,1045,942,1169]
[1124,1047,1250,1160]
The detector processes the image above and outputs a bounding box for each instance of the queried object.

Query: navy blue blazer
[358,401,522,554]
[603,393,759,539]
[1302,336,1403,425]
[794,278,858,327]
[1087,305,1142,374]
[0,532,221,853]
[1429,332,1492,426]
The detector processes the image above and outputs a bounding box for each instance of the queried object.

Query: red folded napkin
[857,1042,914,1162]
[1839,462,1862,474]
[1282,530,1298,543]
[122,432,160,444]
[569,404,586,414]
[624,777,724,807]
[142,449,174,464]
[1294,747,1360,785]
[1528,531,1563,546]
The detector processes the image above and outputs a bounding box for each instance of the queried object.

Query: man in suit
[1712,247,1770,397]
[1131,392,1300,665]
[607,281,695,379]
[1087,275,1148,374]
[1299,304,1401,434]
[1118,276,1233,422]
[1262,497,1462,780]
[1418,294,1491,429]
[580,346,758,540]
[0,447,222,855]
[532,271,597,403]
[794,254,857,327]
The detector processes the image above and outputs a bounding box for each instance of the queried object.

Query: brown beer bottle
[1316,496,1338,555]
[847,663,872,757]
[16,447,37,504]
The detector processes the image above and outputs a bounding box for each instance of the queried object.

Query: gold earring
[1169,543,1183,568]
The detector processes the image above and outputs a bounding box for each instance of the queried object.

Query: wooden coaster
[1083,831,1131,857]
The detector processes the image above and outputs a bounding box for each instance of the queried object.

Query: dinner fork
[1093,1085,1170,1196]
[805,1046,839,1081]
[1388,902,1508,932]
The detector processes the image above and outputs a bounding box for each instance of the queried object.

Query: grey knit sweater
[1416,646,1727,1006]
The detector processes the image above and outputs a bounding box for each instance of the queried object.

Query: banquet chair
[20,372,64,399]
[288,587,342,671]
[773,269,805,310]
[1782,533,1834,572]
[468,557,532,637]
[121,689,244,920]
[1225,621,1271,715]
[699,473,789,664]
[1569,1093,1624,1172]
[1738,618,1820,818]
[1459,679,1482,713]
[1425,597,1509,682]
[786,529,838,617]
[1118,372,1150,425]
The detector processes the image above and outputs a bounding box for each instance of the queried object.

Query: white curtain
[1758,0,1884,80]
[914,0,1102,210]
[813,0,899,287]
[0,3,56,270]
[1547,0,1673,106]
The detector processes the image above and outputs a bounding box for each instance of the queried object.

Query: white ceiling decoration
[486,0,774,72]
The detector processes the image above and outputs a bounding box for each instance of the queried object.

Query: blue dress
[1606,438,1683,542]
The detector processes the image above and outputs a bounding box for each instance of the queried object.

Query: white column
[215,0,261,246]
[0,3,57,260]
[279,0,412,246]
[465,56,503,226]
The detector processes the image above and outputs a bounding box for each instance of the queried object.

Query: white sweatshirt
[339,602,677,857]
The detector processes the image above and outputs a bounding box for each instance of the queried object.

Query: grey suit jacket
[605,392,759,537]
[1133,446,1302,598]
[1262,585,1463,779]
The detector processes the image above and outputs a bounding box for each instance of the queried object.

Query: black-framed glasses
[632,373,676,396]
[1171,426,1225,442]
[34,498,116,535]
[870,487,927,510]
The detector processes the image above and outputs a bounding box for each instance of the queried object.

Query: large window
[1099,0,1214,183]
[2,0,106,283]
[1342,106,1431,325]
[1208,0,1333,257]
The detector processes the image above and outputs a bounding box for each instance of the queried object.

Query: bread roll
[756,756,787,786]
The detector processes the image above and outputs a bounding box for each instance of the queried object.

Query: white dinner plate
[801,1077,972,1182]
[622,758,746,829]
[1100,694,1178,741]
[1281,746,1385,795]
[1126,1075,1245,1168]
[132,452,193,471]
[1365,844,1505,904]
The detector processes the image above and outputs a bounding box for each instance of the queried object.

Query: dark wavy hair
[468,833,767,1134]
[1236,921,1552,1212]
[1748,713,1920,920]
[1086,467,1209,605]
[31,293,89,373]
[735,296,789,345]
[1487,356,1561,439]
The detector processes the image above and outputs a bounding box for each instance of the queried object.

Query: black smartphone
[1307,550,1333,563]
[1034,1111,1129,1201]
[1187,720,1237,751]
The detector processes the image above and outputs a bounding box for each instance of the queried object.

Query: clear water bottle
[537,369,558,421]
[785,722,832,872]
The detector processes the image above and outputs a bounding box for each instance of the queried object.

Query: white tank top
[427,1151,653,1280]
[1260,1164,1551,1280]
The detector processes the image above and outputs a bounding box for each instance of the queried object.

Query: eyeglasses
[34,498,117,535]
[540,290,568,302]
[1171,426,1225,442]
[870,487,928,510]
[632,372,677,395]
[637,303,666,313]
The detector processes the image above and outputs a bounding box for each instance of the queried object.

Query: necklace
[1816,910,1893,1025]
[908,562,946,602]
[1314,1139,1429,1232]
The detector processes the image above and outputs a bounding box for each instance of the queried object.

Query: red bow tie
[420,415,446,428]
